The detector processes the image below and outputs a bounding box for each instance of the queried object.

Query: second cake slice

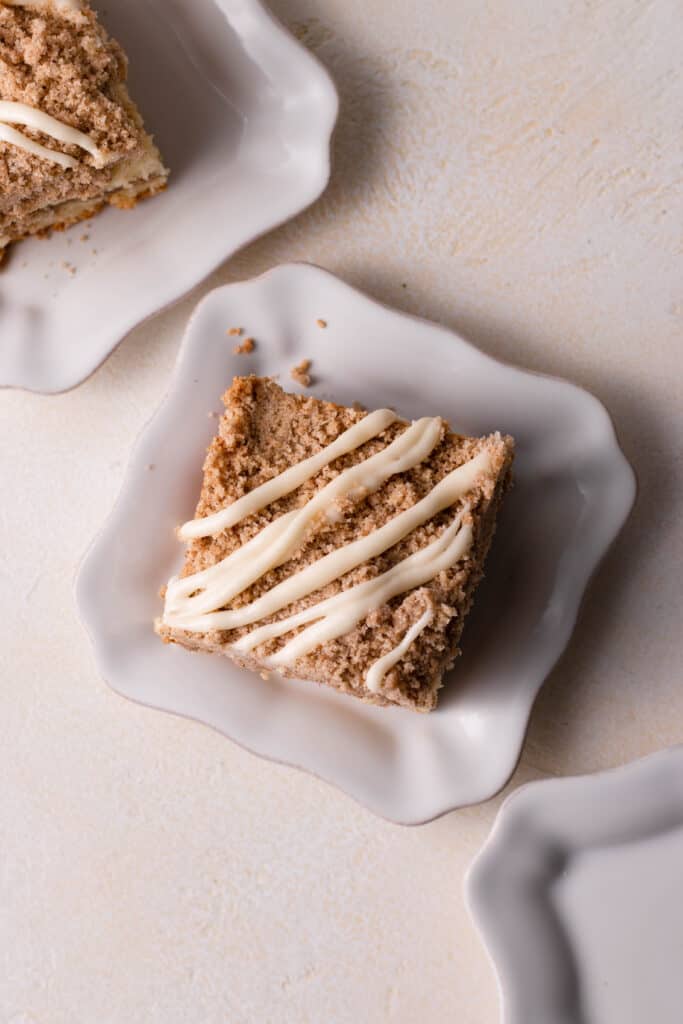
[0,0,168,258]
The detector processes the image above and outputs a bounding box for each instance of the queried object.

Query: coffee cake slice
[157,377,514,712]
[0,0,168,259]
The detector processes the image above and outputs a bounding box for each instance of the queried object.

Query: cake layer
[0,162,167,250]
[157,377,514,712]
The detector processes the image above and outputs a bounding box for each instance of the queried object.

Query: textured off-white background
[2,1,682,1021]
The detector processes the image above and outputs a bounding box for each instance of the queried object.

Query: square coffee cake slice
[157,377,515,712]
[0,0,168,258]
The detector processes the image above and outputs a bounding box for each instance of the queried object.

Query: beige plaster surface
[1,0,682,1020]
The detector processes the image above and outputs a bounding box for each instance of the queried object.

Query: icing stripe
[165,447,491,629]
[166,511,299,611]
[235,512,473,663]
[0,100,104,168]
[0,122,78,170]
[365,608,434,694]
[178,408,398,540]
[165,417,445,613]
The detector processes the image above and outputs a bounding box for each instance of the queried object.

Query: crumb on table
[233,337,255,355]
[316,319,327,329]
[290,358,312,387]
[227,327,243,336]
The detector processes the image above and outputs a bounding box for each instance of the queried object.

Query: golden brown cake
[0,0,168,258]
[157,377,515,712]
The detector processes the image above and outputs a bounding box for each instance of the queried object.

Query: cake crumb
[290,358,312,387]
[351,400,366,412]
[227,327,243,336]
[233,337,255,355]
[81,234,90,242]
[316,319,327,329]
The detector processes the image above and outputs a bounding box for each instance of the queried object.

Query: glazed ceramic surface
[467,746,683,1024]
[0,0,337,393]
[76,263,635,823]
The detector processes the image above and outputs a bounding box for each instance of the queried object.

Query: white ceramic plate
[75,263,635,824]
[0,0,337,394]
[467,746,683,1024]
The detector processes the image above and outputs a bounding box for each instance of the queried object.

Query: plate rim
[465,744,683,1023]
[1,0,339,395]
[74,261,637,824]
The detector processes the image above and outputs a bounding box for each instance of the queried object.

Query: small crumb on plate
[290,358,312,388]
[233,337,255,355]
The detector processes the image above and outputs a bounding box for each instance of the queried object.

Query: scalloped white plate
[467,746,683,1024]
[0,0,337,394]
[75,264,635,824]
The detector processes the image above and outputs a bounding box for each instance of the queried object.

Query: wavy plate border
[75,263,636,823]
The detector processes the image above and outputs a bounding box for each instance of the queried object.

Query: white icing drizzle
[0,100,104,169]
[165,447,491,630]
[236,511,472,664]
[0,122,76,169]
[162,406,495,676]
[179,408,398,541]
[165,417,445,615]
[365,607,434,694]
